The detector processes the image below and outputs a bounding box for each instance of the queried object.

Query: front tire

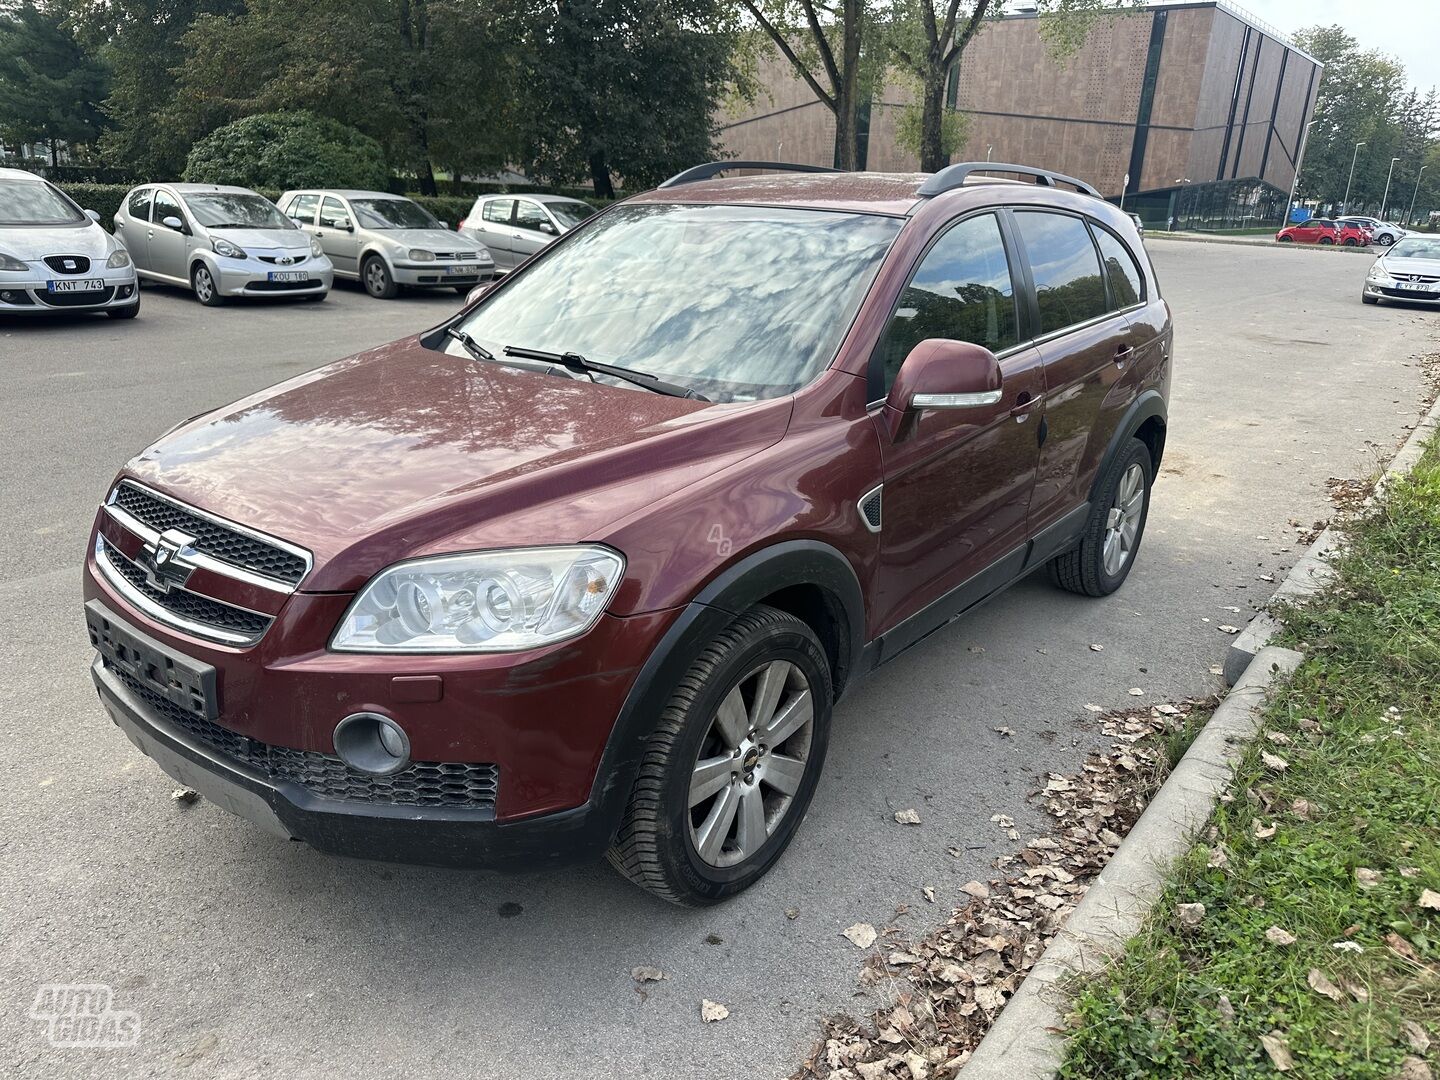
[107,297,140,320]
[1048,438,1153,597]
[1320,237,1335,245]
[1343,237,1357,246]
[1363,293,1380,305]
[607,605,832,906]
[1378,235,1394,247]
[191,264,224,306]
[362,255,398,299]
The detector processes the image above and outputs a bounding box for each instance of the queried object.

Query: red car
[1276,218,1370,246]
[84,161,1172,905]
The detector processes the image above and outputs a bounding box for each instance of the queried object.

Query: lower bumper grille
[39,286,115,307]
[111,664,499,810]
[245,278,319,292]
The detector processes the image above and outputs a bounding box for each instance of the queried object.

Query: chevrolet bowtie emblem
[142,529,198,593]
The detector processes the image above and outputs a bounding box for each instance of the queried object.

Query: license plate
[48,278,104,293]
[1398,282,1432,292]
[444,264,472,275]
[267,271,308,283]
[86,600,219,720]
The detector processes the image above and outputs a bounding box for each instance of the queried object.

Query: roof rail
[917,161,1101,199]
[658,161,843,189]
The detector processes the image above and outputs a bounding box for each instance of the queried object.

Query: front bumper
[392,261,496,287]
[0,268,138,313]
[1365,281,1440,303]
[93,656,611,868]
[213,257,333,297]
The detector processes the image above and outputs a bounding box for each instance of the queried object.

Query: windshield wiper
[503,346,708,401]
[447,327,496,363]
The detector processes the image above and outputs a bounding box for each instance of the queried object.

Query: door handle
[1010,391,1040,422]
[146,230,154,239]
[1114,344,1135,366]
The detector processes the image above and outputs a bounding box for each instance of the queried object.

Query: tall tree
[0,1,110,165]
[523,0,741,197]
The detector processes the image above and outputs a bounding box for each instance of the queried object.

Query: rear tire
[1048,438,1153,597]
[1378,235,1394,246]
[1278,235,1293,243]
[607,605,832,906]
[1320,237,1334,245]
[1343,238,1357,246]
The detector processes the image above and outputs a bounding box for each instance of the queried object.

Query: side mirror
[84,209,101,223]
[539,221,557,235]
[884,339,1003,437]
[464,282,493,305]
[162,215,184,231]
[438,220,449,230]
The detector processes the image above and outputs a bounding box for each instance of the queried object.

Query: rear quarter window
[1092,227,1144,309]
[1013,211,1109,335]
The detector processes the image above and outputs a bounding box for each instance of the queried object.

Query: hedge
[60,184,610,234]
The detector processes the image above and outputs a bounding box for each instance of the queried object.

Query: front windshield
[548,200,597,229]
[184,193,292,230]
[451,203,901,401]
[1389,237,1440,260]
[0,179,85,226]
[351,198,439,230]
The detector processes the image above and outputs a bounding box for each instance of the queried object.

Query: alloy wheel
[1103,462,1145,576]
[688,660,814,868]
[365,260,389,296]
[193,267,215,303]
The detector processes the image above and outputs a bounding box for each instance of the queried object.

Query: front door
[148,189,189,282]
[1009,210,1139,534]
[869,211,1045,638]
[511,199,556,266]
[316,197,359,275]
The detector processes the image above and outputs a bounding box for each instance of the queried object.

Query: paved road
[1,250,1434,1079]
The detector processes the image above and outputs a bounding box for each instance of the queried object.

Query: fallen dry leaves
[792,698,1213,1080]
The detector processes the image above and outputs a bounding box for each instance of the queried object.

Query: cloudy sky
[1241,0,1440,91]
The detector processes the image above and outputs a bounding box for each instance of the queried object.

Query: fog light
[333,712,411,775]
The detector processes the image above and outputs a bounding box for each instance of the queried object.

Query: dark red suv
[84,161,1171,905]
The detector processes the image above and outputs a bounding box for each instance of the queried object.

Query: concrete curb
[961,645,1304,1079]
[1146,233,1377,254]
[1224,394,1440,684]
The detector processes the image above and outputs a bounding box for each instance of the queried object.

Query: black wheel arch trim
[1090,390,1166,504]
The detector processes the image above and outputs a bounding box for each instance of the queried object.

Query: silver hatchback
[115,183,332,305]
[459,194,597,272]
[278,189,495,298]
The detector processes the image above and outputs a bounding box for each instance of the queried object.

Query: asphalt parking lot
[1,250,1435,1079]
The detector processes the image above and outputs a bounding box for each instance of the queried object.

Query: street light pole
[1285,120,1317,229]
[1407,165,1430,226]
[1380,156,1401,221]
[1343,140,1365,214]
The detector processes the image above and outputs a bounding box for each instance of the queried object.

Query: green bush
[183,112,388,192]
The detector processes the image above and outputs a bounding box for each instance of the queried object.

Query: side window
[1013,211,1109,335]
[1092,226,1144,309]
[152,190,183,229]
[127,188,152,222]
[482,198,514,224]
[287,193,320,225]
[514,201,550,232]
[876,212,1019,394]
[319,197,350,229]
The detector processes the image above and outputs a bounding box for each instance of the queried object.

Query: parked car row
[1,167,596,319]
[1276,216,1411,248]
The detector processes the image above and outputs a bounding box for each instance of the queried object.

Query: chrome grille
[257,253,309,265]
[111,665,498,810]
[111,481,309,586]
[98,537,272,641]
[43,254,91,274]
[434,251,479,261]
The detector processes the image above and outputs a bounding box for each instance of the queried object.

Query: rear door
[284,192,321,230]
[476,198,515,267]
[1010,209,1139,536]
[116,187,152,270]
[148,188,189,282]
[869,211,1046,637]
[316,196,359,274]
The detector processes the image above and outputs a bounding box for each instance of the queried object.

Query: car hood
[1380,255,1440,276]
[0,221,116,259]
[123,336,791,592]
[209,228,310,253]
[370,228,486,251]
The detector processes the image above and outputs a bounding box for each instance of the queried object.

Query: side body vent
[859,485,883,533]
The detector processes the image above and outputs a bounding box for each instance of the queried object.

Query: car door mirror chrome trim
[911,389,1004,409]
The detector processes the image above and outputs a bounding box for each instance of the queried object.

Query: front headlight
[331,546,625,653]
[1368,265,1393,283]
[310,236,323,257]
[212,237,246,259]
[107,248,132,269]
[408,248,436,262]
[0,251,27,272]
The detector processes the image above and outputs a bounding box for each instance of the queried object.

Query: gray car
[1362,234,1440,306]
[459,194,598,272]
[115,184,332,305]
[278,189,495,298]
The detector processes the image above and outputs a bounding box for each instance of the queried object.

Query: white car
[1337,216,1406,247]
[0,167,140,319]
[114,183,332,306]
[1362,234,1440,306]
